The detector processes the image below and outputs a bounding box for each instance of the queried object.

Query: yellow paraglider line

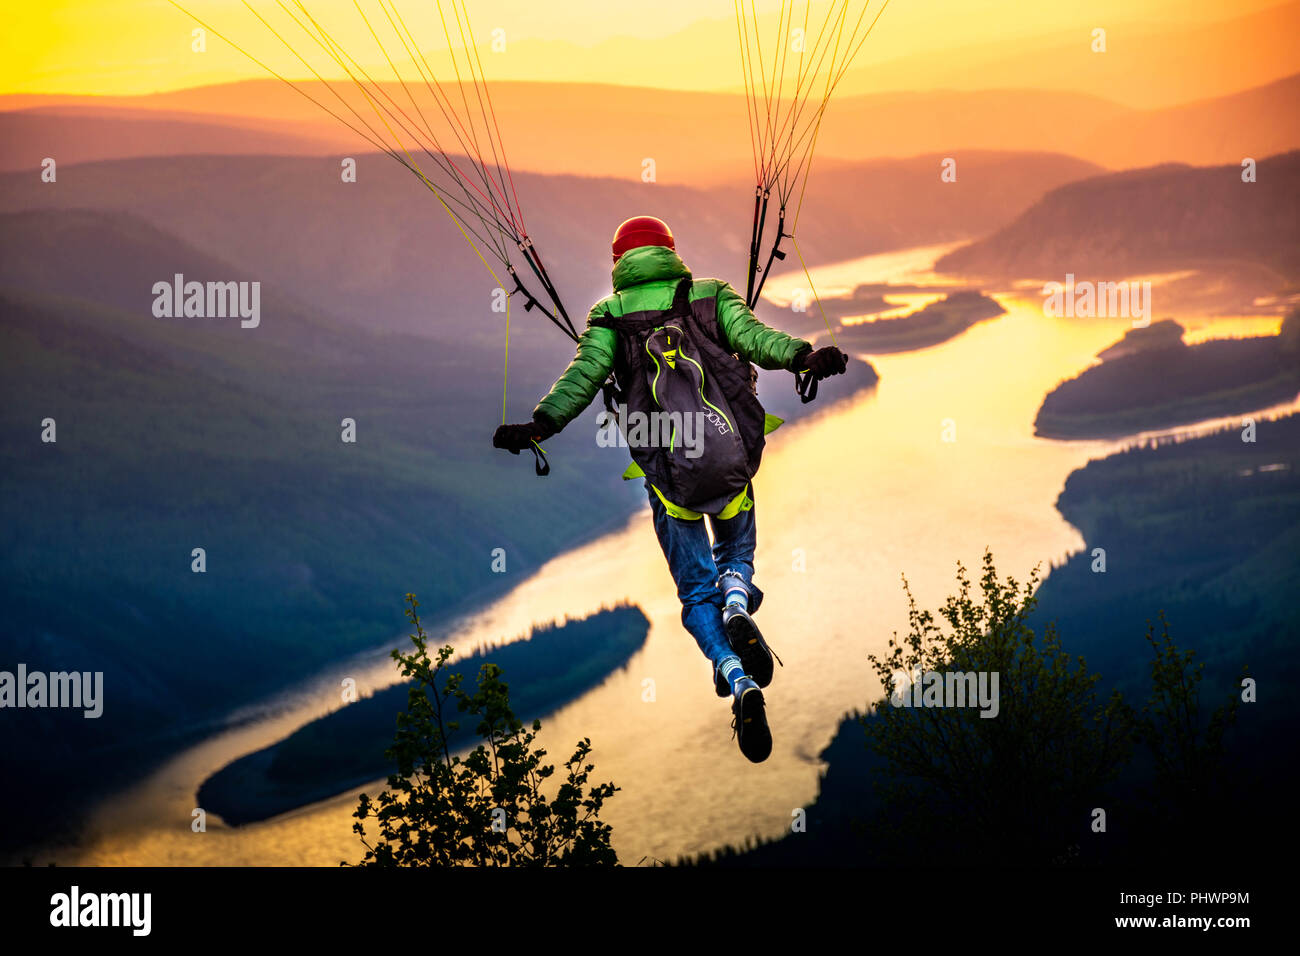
[738,0,894,340]
[288,1,519,421]
[169,0,524,421]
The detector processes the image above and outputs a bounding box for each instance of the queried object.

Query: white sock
[721,574,749,609]
[719,655,745,691]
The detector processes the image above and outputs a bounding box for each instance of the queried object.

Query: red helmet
[612,215,674,262]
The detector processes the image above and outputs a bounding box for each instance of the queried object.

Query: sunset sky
[4,0,1292,97]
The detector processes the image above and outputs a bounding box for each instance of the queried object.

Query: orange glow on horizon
[2,0,1297,107]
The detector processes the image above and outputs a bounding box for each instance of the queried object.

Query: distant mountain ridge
[6,70,1297,176]
[0,107,345,173]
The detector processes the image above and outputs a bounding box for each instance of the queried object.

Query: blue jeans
[647,485,763,674]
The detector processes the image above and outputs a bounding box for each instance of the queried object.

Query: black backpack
[593,277,768,514]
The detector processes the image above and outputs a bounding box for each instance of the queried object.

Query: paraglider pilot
[494,216,848,762]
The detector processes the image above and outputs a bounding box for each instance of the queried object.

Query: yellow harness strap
[649,483,752,522]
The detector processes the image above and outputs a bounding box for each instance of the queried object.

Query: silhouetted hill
[937,151,1300,288]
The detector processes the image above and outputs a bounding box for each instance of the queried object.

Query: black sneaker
[722,604,781,688]
[731,677,772,763]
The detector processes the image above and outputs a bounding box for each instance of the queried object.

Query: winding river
[32,246,1291,866]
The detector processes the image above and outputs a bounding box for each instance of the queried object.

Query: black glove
[492,411,558,454]
[796,346,848,379]
[493,422,538,454]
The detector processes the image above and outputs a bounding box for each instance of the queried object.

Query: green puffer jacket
[533,245,811,431]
